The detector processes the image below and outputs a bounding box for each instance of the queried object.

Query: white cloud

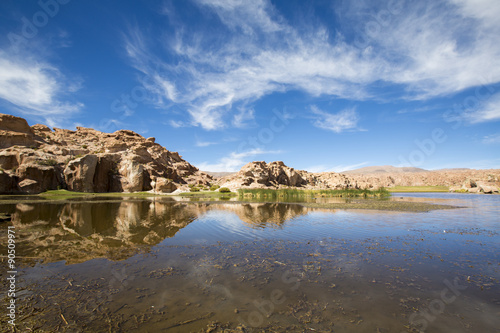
[124,0,500,129]
[482,133,500,144]
[196,0,286,35]
[310,105,360,133]
[464,92,500,123]
[307,161,369,173]
[169,120,188,128]
[197,148,282,172]
[195,140,217,147]
[0,50,83,125]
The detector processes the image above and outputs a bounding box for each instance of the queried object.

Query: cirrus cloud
[124,0,500,130]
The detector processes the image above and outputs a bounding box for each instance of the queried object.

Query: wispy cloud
[310,105,361,133]
[124,0,500,129]
[195,140,218,147]
[482,133,500,144]
[307,161,369,173]
[197,148,282,171]
[464,92,500,123]
[0,50,83,126]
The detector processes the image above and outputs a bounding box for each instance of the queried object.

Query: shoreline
[0,189,464,212]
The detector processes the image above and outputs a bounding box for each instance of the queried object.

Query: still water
[0,194,499,332]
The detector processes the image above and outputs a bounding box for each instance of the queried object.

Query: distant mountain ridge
[342,165,428,174]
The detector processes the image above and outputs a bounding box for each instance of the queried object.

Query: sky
[0,0,499,172]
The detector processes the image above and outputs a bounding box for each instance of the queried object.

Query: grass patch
[387,186,449,193]
[178,191,237,198]
[238,188,390,199]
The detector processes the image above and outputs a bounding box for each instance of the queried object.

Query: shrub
[82,144,88,149]
[37,159,57,166]
[219,187,231,193]
[190,187,200,192]
[210,185,220,191]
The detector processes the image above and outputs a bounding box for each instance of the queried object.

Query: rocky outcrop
[347,169,500,193]
[219,161,360,190]
[449,180,500,194]
[64,155,99,192]
[17,164,61,194]
[219,161,307,190]
[0,113,36,149]
[0,113,212,194]
[218,161,500,193]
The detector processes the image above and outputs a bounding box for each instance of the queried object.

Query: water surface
[0,194,499,332]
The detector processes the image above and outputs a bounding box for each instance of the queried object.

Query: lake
[0,193,499,332]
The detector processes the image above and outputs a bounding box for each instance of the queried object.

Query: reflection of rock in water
[9,200,203,264]
[7,200,312,264]
[217,203,309,227]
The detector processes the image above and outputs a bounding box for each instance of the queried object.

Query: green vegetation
[387,186,449,193]
[82,144,88,149]
[178,191,237,198]
[219,187,231,193]
[37,159,58,166]
[190,187,200,192]
[210,185,220,191]
[238,188,390,199]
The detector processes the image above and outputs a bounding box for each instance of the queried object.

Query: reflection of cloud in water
[199,210,252,238]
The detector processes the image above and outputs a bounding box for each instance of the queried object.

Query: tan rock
[64,155,98,192]
[16,164,60,193]
[155,177,178,193]
[31,124,52,132]
[0,113,36,149]
[0,151,19,170]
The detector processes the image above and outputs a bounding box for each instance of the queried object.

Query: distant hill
[342,165,428,175]
[203,171,236,178]
[433,168,471,172]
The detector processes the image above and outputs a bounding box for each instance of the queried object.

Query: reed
[238,188,390,199]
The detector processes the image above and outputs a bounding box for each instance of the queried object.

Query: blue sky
[0,0,499,172]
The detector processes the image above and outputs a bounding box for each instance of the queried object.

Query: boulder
[463,179,477,188]
[155,177,178,193]
[117,158,144,192]
[16,164,60,193]
[467,187,481,193]
[18,179,41,194]
[64,155,98,192]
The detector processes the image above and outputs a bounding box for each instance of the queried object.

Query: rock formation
[218,161,357,190]
[217,161,500,193]
[1,113,498,194]
[0,113,212,194]
[346,168,500,193]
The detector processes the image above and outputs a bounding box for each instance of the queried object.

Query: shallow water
[0,194,499,332]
